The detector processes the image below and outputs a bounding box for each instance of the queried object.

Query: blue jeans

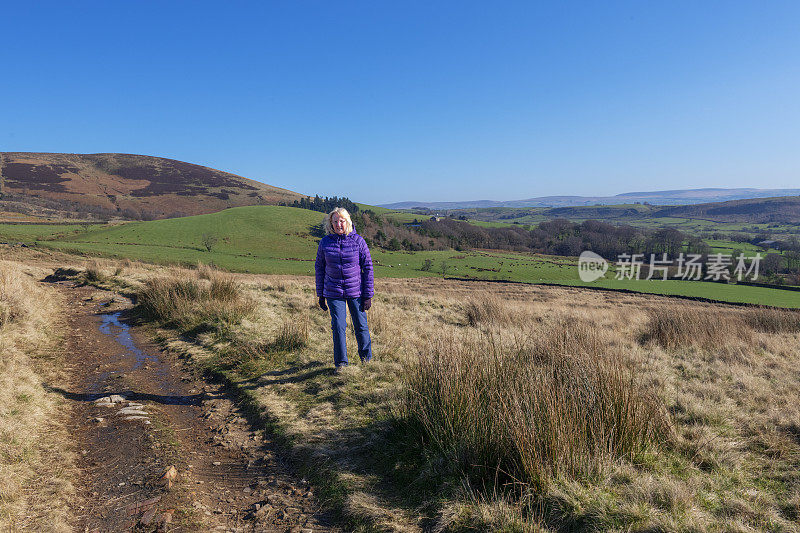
[327,298,372,366]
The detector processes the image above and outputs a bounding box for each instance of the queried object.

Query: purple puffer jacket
[315,232,374,299]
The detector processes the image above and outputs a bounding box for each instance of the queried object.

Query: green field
[9,205,797,307]
[38,206,324,274]
[704,239,780,255]
[381,211,427,224]
[0,224,89,241]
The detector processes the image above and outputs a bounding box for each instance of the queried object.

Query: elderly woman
[315,207,374,371]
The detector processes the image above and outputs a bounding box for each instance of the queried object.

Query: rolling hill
[529,196,800,224]
[652,195,800,224]
[439,196,800,230]
[44,205,324,273]
[0,152,304,220]
[382,188,800,209]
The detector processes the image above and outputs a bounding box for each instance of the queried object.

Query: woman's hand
[362,297,372,311]
[318,297,328,311]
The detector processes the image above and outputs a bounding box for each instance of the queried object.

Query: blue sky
[2,1,799,204]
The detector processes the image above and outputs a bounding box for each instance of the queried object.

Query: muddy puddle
[92,311,197,406]
[54,282,333,532]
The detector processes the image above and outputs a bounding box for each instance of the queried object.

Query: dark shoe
[360,357,372,364]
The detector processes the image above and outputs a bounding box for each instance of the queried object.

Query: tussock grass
[463,295,509,327]
[196,261,215,280]
[136,271,255,329]
[744,306,800,333]
[403,319,670,490]
[0,261,74,531]
[0,267,28,326]
[83,259,105,282]
[238,317,310,358]
[640,306,752,350]
[272,317,310,351]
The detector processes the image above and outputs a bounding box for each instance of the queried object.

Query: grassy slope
[101,265,800,532]
[27,206,800,307]
[355,203,391,214]
[0,224,88,240]
[42,206,323,274]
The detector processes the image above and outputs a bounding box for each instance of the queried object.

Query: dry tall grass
[136,270,255,329]
[640,306,753,350]
[0,262,74,531]
[403,319,670,490]
[196,261,215,280]
[744,306,800,333]
[235,317,311,360]
[0,266,28,326]
[83,259,106,283]
[464,295,511,327]
[272,317,310,351]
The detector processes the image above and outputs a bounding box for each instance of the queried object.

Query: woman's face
[332,214,347,235]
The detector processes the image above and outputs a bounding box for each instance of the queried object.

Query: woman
[315,207,374,371]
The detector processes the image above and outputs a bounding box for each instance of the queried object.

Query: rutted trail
[50,280,334,532]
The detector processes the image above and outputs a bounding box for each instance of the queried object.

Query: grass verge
[0,261,75,531]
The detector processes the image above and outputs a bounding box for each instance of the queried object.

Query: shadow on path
[42,383,203,406]
[235,361,332,390]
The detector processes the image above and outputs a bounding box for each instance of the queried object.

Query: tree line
[282,195,359,215]
[350,215,800,284]
[359,216,703,259]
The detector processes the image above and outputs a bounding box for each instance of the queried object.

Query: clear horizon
[3,1,799,204]
[375,186,800,206]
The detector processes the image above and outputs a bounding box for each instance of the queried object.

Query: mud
[50,281,335,532]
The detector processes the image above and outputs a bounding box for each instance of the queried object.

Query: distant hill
[382,188,800,210]
[652,196,800,224]
[0,152,304,220]
[454,195,800,227]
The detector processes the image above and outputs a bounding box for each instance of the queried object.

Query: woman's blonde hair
[324,207,354,235]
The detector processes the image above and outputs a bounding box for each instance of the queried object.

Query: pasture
[4,205,798,307]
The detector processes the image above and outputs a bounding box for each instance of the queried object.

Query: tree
[649,228,684,257]
[420,258,433,272]
[763,253,783,275]
[786,251,800,273]
[201,233,218,252]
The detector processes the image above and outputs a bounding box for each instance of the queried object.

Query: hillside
[43,205,324,273]
[437,196,800,233]
[381,188,800,209]
[652,195,800,223]
[532,196,800,224]
[0,152,304,220]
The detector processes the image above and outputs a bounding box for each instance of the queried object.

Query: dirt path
[50,280,335,532]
